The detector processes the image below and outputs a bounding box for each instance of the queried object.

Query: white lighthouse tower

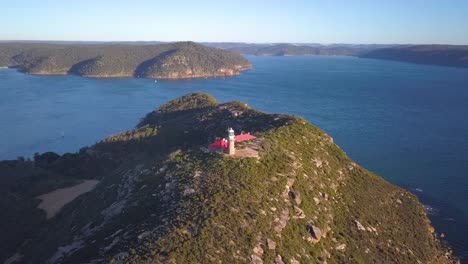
[227,128,235,155]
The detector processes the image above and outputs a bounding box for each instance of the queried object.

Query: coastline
[6,67,252,80]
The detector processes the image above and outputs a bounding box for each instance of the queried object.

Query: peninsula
[0,93,456,263]
[0,42,252,79]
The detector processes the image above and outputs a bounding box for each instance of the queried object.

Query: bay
[0,56,467,259]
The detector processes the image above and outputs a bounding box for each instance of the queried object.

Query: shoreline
[3,67,252,80]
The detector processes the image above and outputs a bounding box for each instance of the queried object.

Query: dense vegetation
[0,93,456,263]
[0,42,252,79]
[359,45,468,68]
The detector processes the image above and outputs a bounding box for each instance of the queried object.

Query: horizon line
[0,39,466,46]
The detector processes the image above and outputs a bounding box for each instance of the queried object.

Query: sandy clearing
[36,180,100,219]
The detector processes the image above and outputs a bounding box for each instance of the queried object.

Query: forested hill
[225,43,380,56]
[209,42,468,68]
[0,42,252,79]
[0,93,456,263]
[359,45,468,68]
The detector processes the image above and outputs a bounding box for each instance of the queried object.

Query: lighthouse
[227,128,235,155]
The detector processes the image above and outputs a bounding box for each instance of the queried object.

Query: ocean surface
[1,56,467,260]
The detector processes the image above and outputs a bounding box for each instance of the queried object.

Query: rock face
[0,42,252,79]
[307,225,322,241]
[0,93,457,264]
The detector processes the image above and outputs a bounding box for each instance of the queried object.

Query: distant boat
[154,80,158,83]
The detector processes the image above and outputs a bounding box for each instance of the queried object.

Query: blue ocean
[0,56,467,260]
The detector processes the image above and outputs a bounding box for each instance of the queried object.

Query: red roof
[209,134,256,149]
[209,139,228,148]
[235,133,257,142]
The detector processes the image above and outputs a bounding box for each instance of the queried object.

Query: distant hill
[226,43,366,56]
[0,42,252,79]
[0,93,456,263]
[220,43,468,68]
[3,41,467,70]
[359,45,468,68]
[211,43,395,57]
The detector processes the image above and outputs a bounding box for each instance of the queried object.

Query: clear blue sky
[2,0,467,44]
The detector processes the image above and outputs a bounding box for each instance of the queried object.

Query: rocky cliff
[0,42,251,79]
[0,93,456,264]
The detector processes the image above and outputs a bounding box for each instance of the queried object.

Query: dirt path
[36,180,100,219]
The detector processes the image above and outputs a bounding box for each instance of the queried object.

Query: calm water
[1,56,467,260]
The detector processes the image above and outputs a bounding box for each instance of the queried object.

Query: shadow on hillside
[68,56,102,75]
[133,49,177,78]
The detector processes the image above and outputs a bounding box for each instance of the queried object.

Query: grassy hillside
[0,93,456,264]
[0,42,252,79]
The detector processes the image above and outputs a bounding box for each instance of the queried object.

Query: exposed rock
[312,158,323,168]
[290,257,300,264]
[293,206,306,219]
[275,255,285,264]
[307,225,322,241]
[336,244,346,251]
[355,220,366,231]
[313,197,320,205]
[273,209,290,233]
[253,244,264,255]
[267,238,277,250]
[428,226,435,233]
[289,191,302,205]
[250,254,263,264]
[287,178,295,187]
[282,178,296,199]
[321,192,329,200]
